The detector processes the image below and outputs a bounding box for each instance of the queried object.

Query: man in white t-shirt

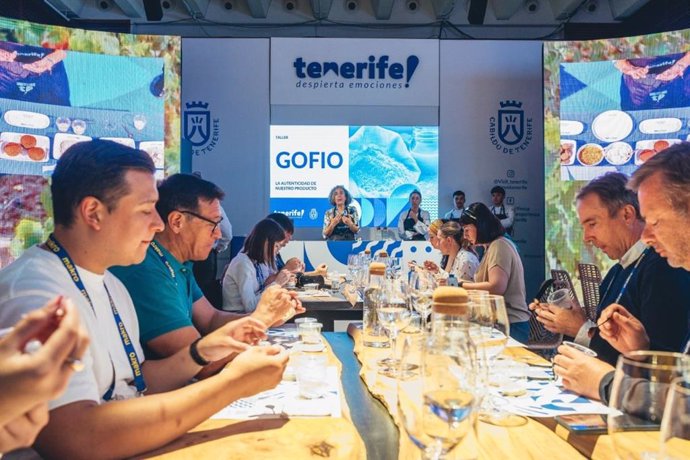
[0,140,289,459]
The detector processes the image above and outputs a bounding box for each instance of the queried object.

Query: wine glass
[409,270,436,332]
[377,278,412,377]
[397,333,478,459]
[660,377,690,459]
[608,351,690,460]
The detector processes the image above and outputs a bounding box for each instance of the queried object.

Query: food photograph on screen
[0,17,180,268]
[269,124,439,230]
[544,29,690,280]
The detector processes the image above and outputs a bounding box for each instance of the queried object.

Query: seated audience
[459,202,530,342]
[111,174,302,378]
[0,140,289,459]
[530,172,689,366]
[554,144,690,401]
[266,212,327,281]
[223,219,292,313]
[424,221,479,281]
[0,297,88,454]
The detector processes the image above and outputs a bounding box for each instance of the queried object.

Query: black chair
[577,263,602,322]
[527,278,565,358]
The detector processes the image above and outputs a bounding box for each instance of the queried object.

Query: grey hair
[576,172,640,219]
[629,142,690,217]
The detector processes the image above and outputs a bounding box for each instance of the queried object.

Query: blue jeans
[509,321,530,344]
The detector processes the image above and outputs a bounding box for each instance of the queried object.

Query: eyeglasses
[176,209,224,234]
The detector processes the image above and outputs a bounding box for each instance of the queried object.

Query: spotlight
[524,0,538,14]
[345,0,358,11]
[224,0,233,9]
[284,0,297,11]
[97,0,112,10]
[406,0,419,12]
[161,0,174,9]
[584,0,597,13]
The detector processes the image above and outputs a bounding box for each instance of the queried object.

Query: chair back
[527,278,565,355]
[577,263,602,322]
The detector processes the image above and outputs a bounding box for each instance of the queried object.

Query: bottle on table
[363,262,389,348]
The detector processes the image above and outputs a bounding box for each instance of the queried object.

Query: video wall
[544,29,690,276]
[0,17,180,267]
[269,124,439,229]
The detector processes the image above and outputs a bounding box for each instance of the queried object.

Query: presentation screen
[544,30,690,279]
[270,124,439,229]
[0,17,180,268]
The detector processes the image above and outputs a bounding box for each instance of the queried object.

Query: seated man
[533,173,690,364]
[111,174,303,376]
[554,156,690,402]
[0,140,289,459]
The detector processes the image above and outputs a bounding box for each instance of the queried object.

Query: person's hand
[253,285,301,327]
[274,269,292,287]
[283,257,305,273]
[223,345,289,397]
[423,260,439,273]
[314,263,328,277]
[0,296,89,425]
[616,60,649,79]
[0,403,49,453]
[598,304,650,354]
[656,64,686,81]
[553,345,614,400]
[534,304,587,337]
[341,215,354,227]
[0,49,17,63]
[196,316,268,362]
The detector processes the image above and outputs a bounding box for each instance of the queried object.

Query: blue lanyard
[253,260,267,292]
[46,234,147,399]
[600,247,650,307]
[150,240,176,285]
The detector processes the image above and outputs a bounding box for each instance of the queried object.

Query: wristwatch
[189,337,210,366]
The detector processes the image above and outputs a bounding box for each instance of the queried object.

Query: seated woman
[322,185,359,240]
[222,219,290,313]
[459,202,530,343]
[424,218,448,270]
[425,221,479,281]
[398,190,430,241]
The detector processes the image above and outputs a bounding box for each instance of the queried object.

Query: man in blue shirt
[111,174,304,377]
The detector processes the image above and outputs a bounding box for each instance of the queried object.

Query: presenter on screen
[398,190,430,241]
[322,185,359,240]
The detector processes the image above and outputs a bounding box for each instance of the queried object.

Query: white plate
[3,110,50,129]
[53,133,92,159]
[592,110,634,142]
[639,118,682,134]
[139,141,164,168]
[560,120,584,136]
[101,137,135,148]
[0,132,50,162]
[634,138,681,151]
[603,141,633,165]
[559,139,576,166]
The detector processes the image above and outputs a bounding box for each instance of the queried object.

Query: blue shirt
[110,242,203,358]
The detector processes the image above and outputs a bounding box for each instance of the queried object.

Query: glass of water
[377,278,412,377]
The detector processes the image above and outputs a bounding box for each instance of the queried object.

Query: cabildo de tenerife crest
[183,100,220,156]
[488,100,533,155]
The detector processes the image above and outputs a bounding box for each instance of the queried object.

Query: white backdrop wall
[182,38,545,296]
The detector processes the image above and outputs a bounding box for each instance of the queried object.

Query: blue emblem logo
[489,100,532,155]
[498,100,523,146]
[183,101,220,156]
[309,208,318,220]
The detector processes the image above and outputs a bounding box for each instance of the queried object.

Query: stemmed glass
[377,278,412,377]
[660,377,690,459]
[397,332,478,459]
[469,293,526,427]
[608,351,690,460]
[409,270,436,332]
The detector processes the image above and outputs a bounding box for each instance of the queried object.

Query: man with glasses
[111,174,303,378]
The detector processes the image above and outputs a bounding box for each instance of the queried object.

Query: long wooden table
[293,287,362,332]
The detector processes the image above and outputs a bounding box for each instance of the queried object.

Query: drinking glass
[409,270,436,332]
[397,333,478,459]
[660,377,690,459]
[55,116,71,132]
[377,278,412,377]
[546,288,574,310]
[71,119,86,135]
[608,351,690,460]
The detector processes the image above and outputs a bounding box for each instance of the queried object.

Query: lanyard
[599,247,651,307]
[46,234,146,399]
[150,240,177,285]
[253,260,267,292]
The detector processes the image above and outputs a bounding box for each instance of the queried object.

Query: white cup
[296,354,328,399]
[547,288,574,309]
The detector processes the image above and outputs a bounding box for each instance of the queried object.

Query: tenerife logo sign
[293,55,420,90]
[183,101,220,156]
[488,100,533,155]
